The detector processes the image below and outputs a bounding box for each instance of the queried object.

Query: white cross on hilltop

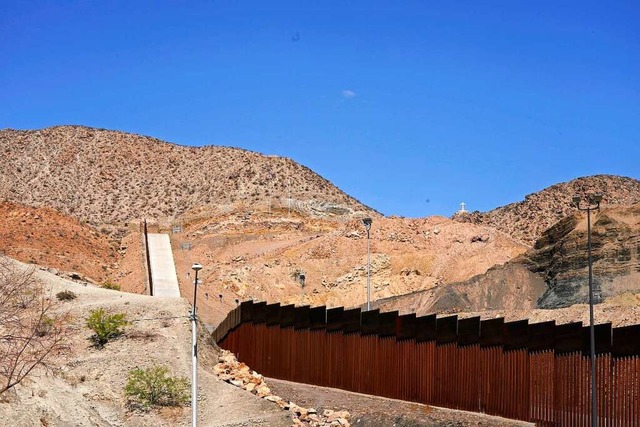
[459,202,467,213]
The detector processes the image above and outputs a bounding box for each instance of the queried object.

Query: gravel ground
[267,378,534,427]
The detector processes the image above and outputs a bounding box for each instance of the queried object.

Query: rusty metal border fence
[214,301,640,426]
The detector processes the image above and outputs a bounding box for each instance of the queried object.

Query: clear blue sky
[1,1,639,217]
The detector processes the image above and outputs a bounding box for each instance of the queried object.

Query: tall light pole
[190,263,203,427]
[573,194,602,427]
[362,217,372,311]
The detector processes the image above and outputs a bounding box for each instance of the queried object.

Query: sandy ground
[0,257,290,427]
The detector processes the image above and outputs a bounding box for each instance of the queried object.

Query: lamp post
[190,263,203,427]
[362,217,372,311]
[573,194,602,427]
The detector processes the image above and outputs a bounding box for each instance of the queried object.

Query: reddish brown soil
[112,230,148,294]
[0,201,118,283]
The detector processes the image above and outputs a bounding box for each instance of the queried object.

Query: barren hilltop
[454,175,640,245]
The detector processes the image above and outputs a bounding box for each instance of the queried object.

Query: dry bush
[100,282,121,291]
[0,258,69,394]
[56,290,77,301]
[126,329,158,342]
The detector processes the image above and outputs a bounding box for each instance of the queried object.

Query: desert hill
[0,200,528,328]
[1,124,530,327]
[169,209,528,326]
[374,204,640,316]
[0,125,374,233]
[454,175,640,245]
[3,125,639,329]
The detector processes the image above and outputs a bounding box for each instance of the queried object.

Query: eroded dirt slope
[0,201,118,283]
[0,201,148,291]
[375,204,640,317]
[0,257,292,427]
[170,208,527,327]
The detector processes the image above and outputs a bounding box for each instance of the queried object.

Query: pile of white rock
[214,350,350,426]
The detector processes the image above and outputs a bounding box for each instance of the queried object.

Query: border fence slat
[215,301,640,425]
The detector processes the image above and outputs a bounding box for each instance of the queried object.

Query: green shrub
[56,290,77,301]
[86,308,129,348]
[100,282,121,291]
[124,366,189,409]
[35,316,56,337]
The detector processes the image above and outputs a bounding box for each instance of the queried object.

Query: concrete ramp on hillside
[147,233,180,298]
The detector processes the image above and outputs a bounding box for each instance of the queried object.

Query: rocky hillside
[524,203,640,308]
[0,126,374,231]
[454,175,640,246]
[169,210,528,327]
[376,204,640,314]
[0,190,528,327]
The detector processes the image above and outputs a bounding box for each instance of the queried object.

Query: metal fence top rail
[213,300,640,357]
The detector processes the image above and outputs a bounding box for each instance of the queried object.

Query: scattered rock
[256,385,271,397]
[213,350,351,426]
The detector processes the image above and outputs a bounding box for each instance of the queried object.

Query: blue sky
[1,1,639,217]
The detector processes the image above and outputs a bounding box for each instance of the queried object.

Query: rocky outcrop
[214,350,351,427]
[372,262,546,315]
[376,204,640,313]
[523,205,640,308]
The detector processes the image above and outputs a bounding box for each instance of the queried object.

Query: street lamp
[362,217,372,311]
[190,263,203,427]
[573,194,602,427]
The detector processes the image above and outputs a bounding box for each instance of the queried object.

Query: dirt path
[267,378,534,427]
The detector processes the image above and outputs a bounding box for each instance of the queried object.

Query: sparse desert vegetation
[0,126,374,231]
[56,289,77,301]
[0,259,69,395]
[124,365,190,410]
[86,308,129,348]
[100,281,121,291]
